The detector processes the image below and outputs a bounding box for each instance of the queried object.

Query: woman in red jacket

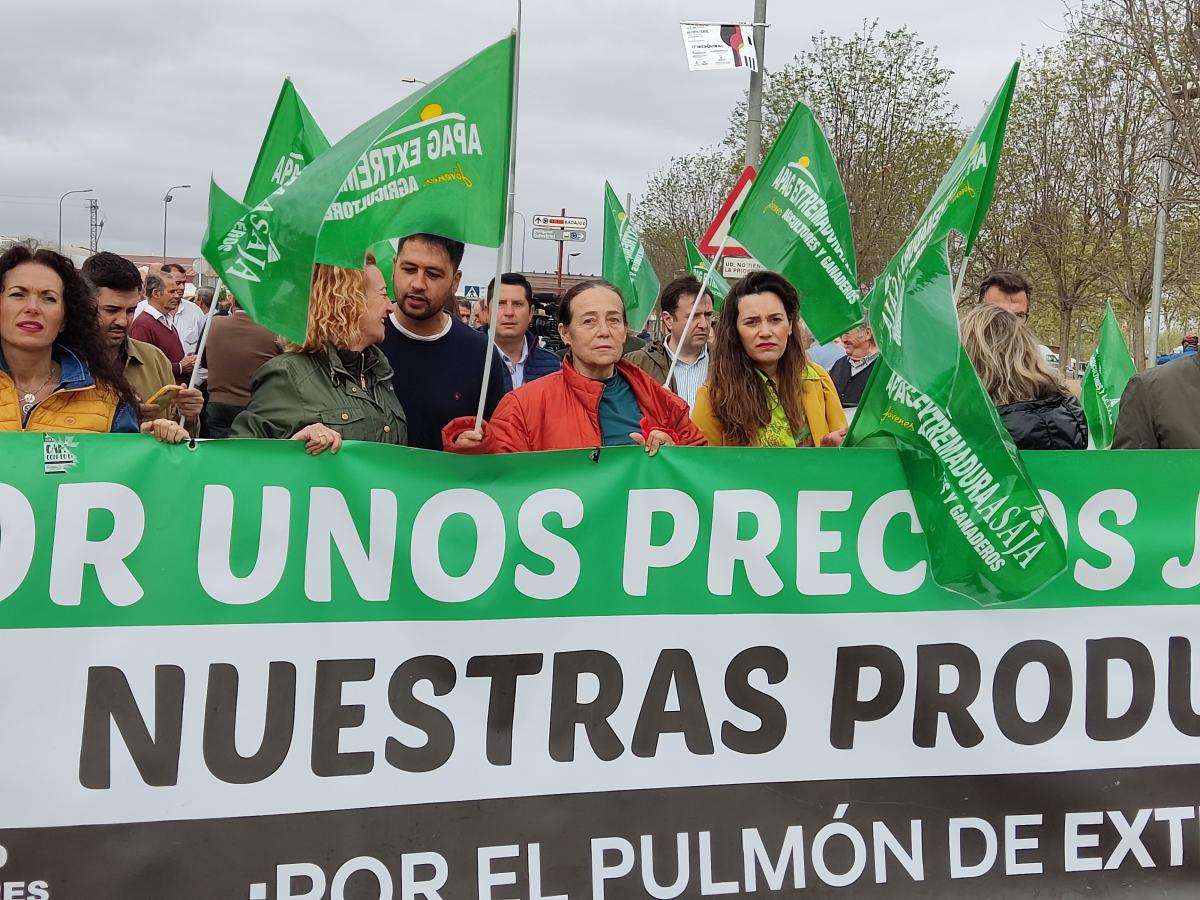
[444,280,705,454]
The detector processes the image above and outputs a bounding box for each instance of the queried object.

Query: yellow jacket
[0,347,134,433]
[691,364,847,446]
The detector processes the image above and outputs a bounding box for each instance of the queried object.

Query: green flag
[202,35,515,343]
[684,237,730,309]
[245,80,399,301]
[846,62,1066,606]
[243,79,332,208]
[1082,303,1136,449]
[727,103,861,342]
[603,183,660,329]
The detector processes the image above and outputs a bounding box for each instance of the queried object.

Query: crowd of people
[1,234,1195,452]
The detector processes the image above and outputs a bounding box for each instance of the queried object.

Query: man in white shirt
[624,276,713,411]
[128,271,194,384]
[480,273,561,390]
[158,267,204,350]
[135,268,204,345]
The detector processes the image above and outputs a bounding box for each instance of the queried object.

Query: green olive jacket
[230,345,407,445]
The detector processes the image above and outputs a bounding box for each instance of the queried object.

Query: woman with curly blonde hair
[231,256,406,453]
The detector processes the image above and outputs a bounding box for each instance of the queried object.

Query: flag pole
[952,254,971,304]
[665,232,729,387]
[502,1,522,272]
[475,27,520,431]
[475,242,508,430]
[179,282,222,428]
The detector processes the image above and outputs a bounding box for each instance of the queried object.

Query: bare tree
[1074,1,1200,364]
[969,44,1113,370]
[636,147,739,280]
[635,11,1197,369]
[1078,0,1200,191]
[972,25,1167,370]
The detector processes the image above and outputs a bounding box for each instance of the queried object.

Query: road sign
[698,165,757,258]
[721,256,765,279]
[463,285,481,300]
[533,228,586,242]
[533,214,587,229]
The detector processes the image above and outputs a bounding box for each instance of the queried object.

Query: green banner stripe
[0,435,1197,629]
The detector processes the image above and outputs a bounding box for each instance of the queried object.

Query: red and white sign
[533,214,587,230]
[697,166,756,258]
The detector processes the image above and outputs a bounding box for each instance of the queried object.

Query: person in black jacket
[960,304,1087,450]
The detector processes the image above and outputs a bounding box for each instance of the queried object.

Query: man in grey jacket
[1113,353,1200,449]
[624,276,713,411]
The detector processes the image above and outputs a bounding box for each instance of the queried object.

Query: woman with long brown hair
[231,256,406,453]
[691,271,847,447]
[960,304,1087,450]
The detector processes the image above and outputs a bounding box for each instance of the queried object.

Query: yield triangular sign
[697,165,756,257]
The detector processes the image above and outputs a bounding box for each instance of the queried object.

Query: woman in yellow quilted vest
[0,243,184,441]
[691,270,848,448]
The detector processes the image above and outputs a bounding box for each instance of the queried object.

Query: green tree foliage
[638,10,1200,365]
[723,21,961,283]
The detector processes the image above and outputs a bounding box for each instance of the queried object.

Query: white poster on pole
[679,22,758,72]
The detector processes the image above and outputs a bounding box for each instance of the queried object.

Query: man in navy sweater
[380,233,508,450]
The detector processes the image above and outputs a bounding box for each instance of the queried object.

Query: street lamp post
[745,0,768,170]
[1148,82,1200,365]
[58,188,93,253]
[566,252,581,276]
[502,0,523,272]
[162,185,191,263]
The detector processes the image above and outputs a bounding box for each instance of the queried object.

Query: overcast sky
[3,0,1070,289]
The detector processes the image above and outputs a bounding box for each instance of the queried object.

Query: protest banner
[2,435,1200,897]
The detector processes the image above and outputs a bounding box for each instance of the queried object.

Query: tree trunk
[1127,296,1149,370]
[1057,302,1073,375]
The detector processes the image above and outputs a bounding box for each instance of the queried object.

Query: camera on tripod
[530,291,566,354]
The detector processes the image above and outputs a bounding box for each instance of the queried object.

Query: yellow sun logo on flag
[789,154,819,190]
[420,103,444,121]
[617,211,627,222]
